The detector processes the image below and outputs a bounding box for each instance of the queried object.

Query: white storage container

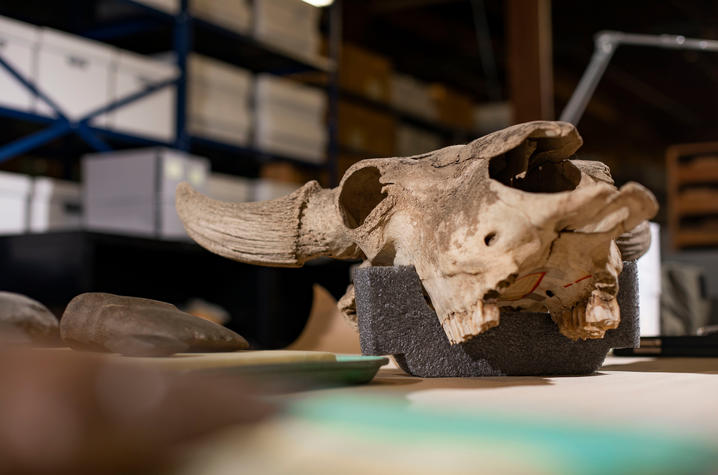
[252,179,299,202]
[253,0,320,58]
[29,177,82,232]
[0,171,31,235]
[36,28,116,126]
[206,173,252,203]
[0,16,39,112]
[110,51,178,142]
[192,0,252,33]
[83,148,208,239]
[188,54,252,146]
[254,74,327,163]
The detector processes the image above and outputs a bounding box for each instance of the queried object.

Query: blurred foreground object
[60,293,248,356]
[0,291,58,345]
[177,394,718,475]
[0,348,273,475]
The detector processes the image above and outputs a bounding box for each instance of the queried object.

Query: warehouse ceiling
[342,0,718,201]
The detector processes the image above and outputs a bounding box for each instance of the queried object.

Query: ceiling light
[301,0,334,7]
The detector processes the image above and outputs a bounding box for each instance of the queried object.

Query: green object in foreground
[196,354,389,387]
[289,395,718,475]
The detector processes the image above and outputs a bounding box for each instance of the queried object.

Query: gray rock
[60,293,249,355]
[0,292,59,345]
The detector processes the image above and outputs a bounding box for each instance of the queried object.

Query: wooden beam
[506,0,553,122]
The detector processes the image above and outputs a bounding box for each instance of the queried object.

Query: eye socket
[484,232,497,246]
[338,165,387,229]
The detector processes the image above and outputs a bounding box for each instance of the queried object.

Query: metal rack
[0,0,339,173]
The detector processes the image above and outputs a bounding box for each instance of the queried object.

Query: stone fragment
[0,291,59,345]
[60,293,248,354]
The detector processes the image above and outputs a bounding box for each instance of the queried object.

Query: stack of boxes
[0,16,178,142]
[83,148,208,240]
[110,51,178,142]
[253,0,320,59]
[192,0,253,33]
[29,178,82,233]
[188,54,252,146]
[0,171,82,235]
[255,74,327,164]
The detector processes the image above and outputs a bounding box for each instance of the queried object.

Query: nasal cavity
[489,139,581,193]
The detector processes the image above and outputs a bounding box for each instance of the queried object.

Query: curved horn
[616,220,652,261]
[176,181,361,267]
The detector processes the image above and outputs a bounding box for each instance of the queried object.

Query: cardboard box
[390,73,436,121]
[255,74,327,163]
[83,148,208,239]
[29,177,82,232]
[428,84,474,130]
[192,0,252,33]
[0,16,39,112]
[339,43,392,103]
[254,0,320,59]
[338,100,395,156]
[110,50,178,142]
[188,54,252,146]
[36,28,115,126]
[0,171,31,235]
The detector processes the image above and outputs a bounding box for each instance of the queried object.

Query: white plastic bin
[29,177,82,232]
[36,28,116,126]
[110,50,178,142]
[0,16,39,112]
[0,171,31,235]
[83,148,208,239]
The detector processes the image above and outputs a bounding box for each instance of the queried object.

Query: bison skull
[176,121,658,344]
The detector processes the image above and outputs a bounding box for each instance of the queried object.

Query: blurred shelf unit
[0,0,336,171]
[667,142,718,249]
[0,170,81,234]
[0,148,303,240]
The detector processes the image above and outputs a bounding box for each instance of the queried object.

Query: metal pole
[560,30,718,125]
[559,32,616,124]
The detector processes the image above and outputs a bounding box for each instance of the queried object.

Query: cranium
[176,121,658,344]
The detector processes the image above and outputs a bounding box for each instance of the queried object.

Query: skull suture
[176,121,658,344]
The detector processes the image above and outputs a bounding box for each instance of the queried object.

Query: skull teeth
[442,301,500,345]
[553,291,620,340]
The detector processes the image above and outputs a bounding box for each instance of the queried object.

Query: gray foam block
[355,262,639,377]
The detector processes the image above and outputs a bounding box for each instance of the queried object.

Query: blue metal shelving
[0,0,339,174]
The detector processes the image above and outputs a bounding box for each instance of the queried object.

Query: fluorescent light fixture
[301,0,334,6]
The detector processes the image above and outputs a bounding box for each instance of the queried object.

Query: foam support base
[355,262,639,377]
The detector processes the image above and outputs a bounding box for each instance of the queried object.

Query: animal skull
[176,121,658,344]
